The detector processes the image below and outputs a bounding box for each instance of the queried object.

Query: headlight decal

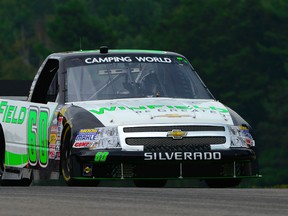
[229,125,255,148]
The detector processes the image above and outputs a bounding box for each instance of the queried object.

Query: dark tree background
[0,0,288,187]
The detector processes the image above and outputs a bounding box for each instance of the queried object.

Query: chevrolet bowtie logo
[167,129,188,139]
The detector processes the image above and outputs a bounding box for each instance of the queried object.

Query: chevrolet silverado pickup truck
[0,47,260,187]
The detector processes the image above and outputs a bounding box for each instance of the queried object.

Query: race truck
[0,47,260,187]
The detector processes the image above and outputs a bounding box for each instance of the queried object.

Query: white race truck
[0,47,260,187]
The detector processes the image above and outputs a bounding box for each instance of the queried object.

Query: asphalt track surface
[1,185,288,216]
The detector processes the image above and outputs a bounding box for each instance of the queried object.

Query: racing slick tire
[61,125,99,186]
[205,178,242,188]
[0,124,32,186]
[133,180,167,187]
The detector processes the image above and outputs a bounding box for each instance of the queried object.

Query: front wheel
[61,125,80,186]
[61,126,99,186]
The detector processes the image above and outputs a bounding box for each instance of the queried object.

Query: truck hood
[70,98,234,126]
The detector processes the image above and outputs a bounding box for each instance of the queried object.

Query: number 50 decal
[27,106,49,168]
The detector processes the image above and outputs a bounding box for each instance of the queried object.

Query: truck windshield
[64,54,213,102]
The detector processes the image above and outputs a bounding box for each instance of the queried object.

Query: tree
[47,0,110,51]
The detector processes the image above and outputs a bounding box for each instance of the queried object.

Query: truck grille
[145,143,211,152]
[126,137,225,146]
[121,124,228,151]
[123,125,225,133]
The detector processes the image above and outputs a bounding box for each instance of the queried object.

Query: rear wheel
[205,178,242,188]
[134,180,167,187]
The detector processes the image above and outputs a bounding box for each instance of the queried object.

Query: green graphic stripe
[5,151,28,166]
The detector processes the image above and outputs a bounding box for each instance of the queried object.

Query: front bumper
[72,148,259,179]
[77,148,256,163]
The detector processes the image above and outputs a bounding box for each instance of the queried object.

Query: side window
[46,74,59,102]
[29,59,59,103]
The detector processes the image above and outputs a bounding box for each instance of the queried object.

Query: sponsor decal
[49,139,57,159]
[49,134,57,144]
[50,125,58,133]
[84,56,172,64]
[144,152,221,161]
[94,152,109,162]
[55,141,61,151]
[89,140,100,150]
[0,100,27,124]
[154,114,192,118]
[89,104,228,115]
[75,128,102,141]
[57,116,63,125]
[75,134,97,141]
[167,129,188,139]
[56,152,60,160]
[56,116,63,140]
[73,142,91,148]
[83,164,92,176]
[79,129,97,133]
[135,56,171,63]
[49,150,56,159]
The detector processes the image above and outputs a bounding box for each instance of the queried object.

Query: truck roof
[48,48,184,60]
